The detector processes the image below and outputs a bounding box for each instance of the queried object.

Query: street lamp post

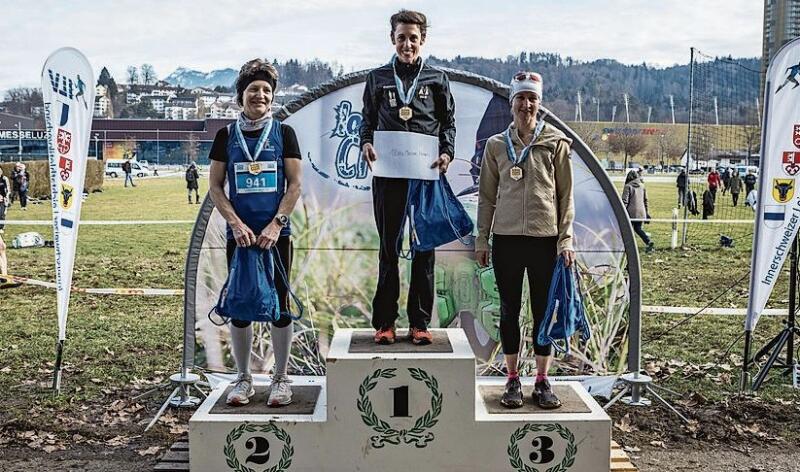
[16,122,22,161]
[93,133,100,159]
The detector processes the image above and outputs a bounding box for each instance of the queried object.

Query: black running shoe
[533,379,562,409]
[500,377,523,409]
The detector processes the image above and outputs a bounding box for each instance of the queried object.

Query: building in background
[762,0,800,93]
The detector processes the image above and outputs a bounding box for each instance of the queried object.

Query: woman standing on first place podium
[208,59,303,407]
[475,72,575,410]
[360,9,456,346]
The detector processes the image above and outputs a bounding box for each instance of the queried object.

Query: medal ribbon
[391,55,425,106]
[504,119,545,166]
[234,119,274,162]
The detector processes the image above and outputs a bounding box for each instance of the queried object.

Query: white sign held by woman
[41,47,95,391]
[372,130,440,180]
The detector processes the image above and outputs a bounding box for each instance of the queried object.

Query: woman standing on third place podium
[475,72,575,410]
[208,59,303,408]
[360,9,456,346]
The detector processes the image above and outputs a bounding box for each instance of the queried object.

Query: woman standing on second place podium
[208,59,303,408]
[475,72,575,410]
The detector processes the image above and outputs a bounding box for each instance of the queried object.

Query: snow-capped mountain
[163,67,238,89]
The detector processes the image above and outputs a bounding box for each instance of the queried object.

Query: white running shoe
[267,374,293,407]
[226,373,254,406]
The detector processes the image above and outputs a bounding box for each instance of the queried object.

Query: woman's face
[242,80,273,118]
[512,91,540,126]
[391,23,425,64]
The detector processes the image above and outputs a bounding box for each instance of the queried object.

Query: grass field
[0,174,798,464]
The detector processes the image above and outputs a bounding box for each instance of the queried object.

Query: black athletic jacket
[359,59,456,159]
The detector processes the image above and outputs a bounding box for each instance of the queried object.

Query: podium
[189,329,611,471]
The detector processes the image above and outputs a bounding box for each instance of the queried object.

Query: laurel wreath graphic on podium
[357,367,443,448]
[508,423,577,472]
[224,423,294,472]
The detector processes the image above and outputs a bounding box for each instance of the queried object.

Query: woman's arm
[476,140,500,254]
[256,159,302,250]
[554,140,575,254]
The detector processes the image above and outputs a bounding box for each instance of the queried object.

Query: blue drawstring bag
[210,246,303,324]
[536,256,591,354]
[397,175,474,258]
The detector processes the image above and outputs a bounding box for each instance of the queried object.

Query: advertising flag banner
[41,47,95,390]
[746,37,800,332]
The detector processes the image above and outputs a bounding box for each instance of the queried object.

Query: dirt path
[632,445,799,472]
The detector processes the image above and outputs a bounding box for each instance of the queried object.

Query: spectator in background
[0,167,9,233]
[676,168,687,208]
[729,169,743,207]
[707,167,721,201]
[744,169,757,197]
[0,233,6,275]
[10,163,29,210]
[185,162,200,204]
[721,167,731,195]
[122,159,136,188]
[622,170,654,253]
[702,184,715,220]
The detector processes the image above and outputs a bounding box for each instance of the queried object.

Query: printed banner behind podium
[41,47,95,391]
[746,37,800,333]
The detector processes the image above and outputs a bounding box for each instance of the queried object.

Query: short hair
[390,10,428,40]
[235,59,279,106]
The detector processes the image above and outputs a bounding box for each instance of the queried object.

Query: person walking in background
[702,184,715,220]
[676,168,687,208]
[10,163,29,210]
[622,170,654,253]
[185,162,200,204]
[0,167,9,233]
[729,169,743,207]
[707,167,721,201]
[721,167,731,195]
[744,169,757,197]
[122,159,136,187]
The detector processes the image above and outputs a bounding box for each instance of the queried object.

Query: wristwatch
[274,213,289,227]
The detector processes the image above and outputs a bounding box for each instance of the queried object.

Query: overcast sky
[2,0,763,94]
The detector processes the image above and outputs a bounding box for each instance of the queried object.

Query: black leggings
[226,236,293,328]
[492,234,557,356]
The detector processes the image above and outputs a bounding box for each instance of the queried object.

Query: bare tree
[2,88,43,116]
[126,66,139,85]
[182,132,199,165]
[607,129,648,170]
[140,64,157,86]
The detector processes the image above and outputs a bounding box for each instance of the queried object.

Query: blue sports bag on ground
[210,246,303,324]
[536,256,591,354]
[398,175,474,258]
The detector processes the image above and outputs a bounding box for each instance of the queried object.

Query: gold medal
[248,162,261,175]
[510,166,523,181]
[399,106,413,121]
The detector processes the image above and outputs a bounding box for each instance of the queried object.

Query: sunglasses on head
[514,72,541,82]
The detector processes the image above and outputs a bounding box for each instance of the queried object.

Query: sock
[270,323,293,377]
[507,370,519,380]
[536,374,547,383]
[230,324,253,376]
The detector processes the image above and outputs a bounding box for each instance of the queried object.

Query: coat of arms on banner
[783,151,800,175]
[794,124,800,148]
[59,183,74,210]
[57,129,72,154]
[59,156,73,181]
[773,178,795,203]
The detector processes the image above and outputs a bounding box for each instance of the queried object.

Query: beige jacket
[476,122,575,252]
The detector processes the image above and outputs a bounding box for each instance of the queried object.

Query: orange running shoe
[409,327,432,345]
[374,326,396,345]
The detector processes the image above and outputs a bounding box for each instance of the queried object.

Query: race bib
[234,161,277,194]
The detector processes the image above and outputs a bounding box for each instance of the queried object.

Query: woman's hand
[476,249,490,268]
[562,249,576,267]
[431,153,451,173]
[230,220,256,248]
[257,220,282,249]
[362,143,377,171]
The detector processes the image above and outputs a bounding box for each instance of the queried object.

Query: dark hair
[390,10,428,39]
[625,170,639,184]
[235,59,279,106]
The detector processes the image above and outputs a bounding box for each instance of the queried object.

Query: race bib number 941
[234,161,277,194]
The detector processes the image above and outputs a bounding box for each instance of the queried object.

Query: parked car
[104,159,152,178]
